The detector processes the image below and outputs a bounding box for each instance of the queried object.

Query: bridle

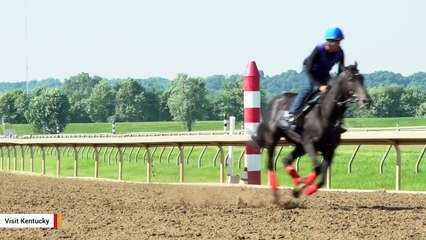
[336,72,362,107]
[336,97,357,107]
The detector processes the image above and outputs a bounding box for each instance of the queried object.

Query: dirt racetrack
[0,172,425,240]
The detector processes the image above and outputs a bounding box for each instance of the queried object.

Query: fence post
[56,146,61,177]
[41,147,46,175]
[30,146,34,173]
[94,146,99,178]
[229,117,235,162]
[20,146,25,171]
[0,147,3,171]
[146,147,152,183]
[13,146,17,171]
[219,145,225,183]
[118,147,123,180]
[7,146,11,171]
[394,144,401,191]
[179,145,184,183]
[74,146,79,177]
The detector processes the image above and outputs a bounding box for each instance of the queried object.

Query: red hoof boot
[285,164,300,186]
[304,172,317,185]
[303,184,319,195]
[268,170,279,191]
[292,177,301,186]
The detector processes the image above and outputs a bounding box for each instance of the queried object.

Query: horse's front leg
[303,149,334,195]
[303,159,331,195]
[302,142,322,185]
[283,144,305,186]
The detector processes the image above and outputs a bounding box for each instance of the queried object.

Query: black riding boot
[337,120,347,133]
[280,111,296,130]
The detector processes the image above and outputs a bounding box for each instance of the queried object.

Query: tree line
[0,70,424,134]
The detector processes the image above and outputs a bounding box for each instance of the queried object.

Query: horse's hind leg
[266,143,279,192]
[263,130,282,203]
[283,144,305,186]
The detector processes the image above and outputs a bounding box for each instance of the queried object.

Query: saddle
[292,90,323,126]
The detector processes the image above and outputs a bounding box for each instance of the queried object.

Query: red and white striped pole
[243,61,261,185]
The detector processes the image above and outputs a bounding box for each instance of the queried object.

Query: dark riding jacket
[303,43,345,86]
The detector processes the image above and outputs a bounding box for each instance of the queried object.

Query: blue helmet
[325,26,344,41]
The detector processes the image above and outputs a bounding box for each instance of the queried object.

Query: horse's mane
[346,64,358,71]
[331,64,359,86]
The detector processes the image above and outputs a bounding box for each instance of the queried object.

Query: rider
[282,25,345,130]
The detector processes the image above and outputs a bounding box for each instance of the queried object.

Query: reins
[336,97,357,107]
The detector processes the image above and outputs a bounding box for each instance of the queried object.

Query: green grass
[7,117,425,135]
[9,121,244,135]
[1,117,426,191]
[344,117,426,128]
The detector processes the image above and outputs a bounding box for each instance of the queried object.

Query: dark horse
[252,63,371,199]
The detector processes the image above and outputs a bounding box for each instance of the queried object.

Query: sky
[1,0,425,82]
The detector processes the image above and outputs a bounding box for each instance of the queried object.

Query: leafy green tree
[0,90,30,124]
[261,70,302,100]
[26,89,70,134]
[167,74,207,131]
[366,85,404,117]
[205,77,268,122]
[114,79,146,122]
[158,90,173,121]
[69,100,91,123]
[63,73,101,101]
[416,102,426,117]
[205,75,227,92]
[218,80,244,121]
[0,79,62,94]
[0,92,18,124]
[361,85,425,117]
[88,80,115,122]
[204,93,222,120]
[35,78,63,89]
[400,87,425,117]
[143,89,162,121]
[406,72,426,91]
[364,71,408,88]
[345,85,425,118]
[136,77,170,91]
[63,73,101,122]
[14,91,30,124]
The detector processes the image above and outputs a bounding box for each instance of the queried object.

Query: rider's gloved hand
[319,85,330,93]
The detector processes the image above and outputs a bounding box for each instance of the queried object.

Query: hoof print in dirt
[236,197,248,208]
[282,200,306,209]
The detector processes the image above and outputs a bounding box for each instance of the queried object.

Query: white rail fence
[0,130,426,191]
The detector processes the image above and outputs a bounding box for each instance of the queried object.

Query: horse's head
[338,62,372,109]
